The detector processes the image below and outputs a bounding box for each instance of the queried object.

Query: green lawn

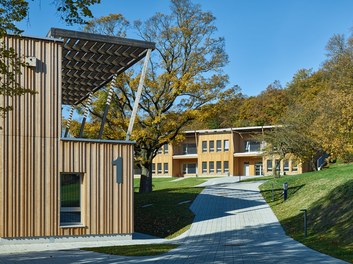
[82,244,178,256]
[134,177,208,238]
[259,164,353,263]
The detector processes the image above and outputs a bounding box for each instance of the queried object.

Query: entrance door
[255,162,263,176]
[244,163,250,176]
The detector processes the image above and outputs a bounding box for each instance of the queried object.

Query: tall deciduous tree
[75,0,229,192]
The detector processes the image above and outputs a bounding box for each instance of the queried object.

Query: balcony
[234,140,263,157]
[173,143,198,159]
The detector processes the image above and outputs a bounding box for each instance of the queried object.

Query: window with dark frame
[60,173,82,226]
[209,141,214,152]
[216,140,222,152]
[267,160,273,172]
[284,160,289,172]
[216,161,222,173]
[223,161,229,173]
[164,163,169,174]
[157,163,162,174]
[202,162,207,173]
[152,163,156,174]
[202,141,207,152]
[292,160,298,172]
[164,144,169,154]
[224,140,229,151]
[209,161,214,173]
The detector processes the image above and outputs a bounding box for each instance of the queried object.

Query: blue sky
[18,0,353,96]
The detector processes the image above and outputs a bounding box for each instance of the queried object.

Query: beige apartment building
[151,126,309,177]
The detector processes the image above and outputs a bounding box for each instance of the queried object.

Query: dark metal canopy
[47,28,155,105]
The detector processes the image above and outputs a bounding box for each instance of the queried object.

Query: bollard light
[300,209,308,237]
[283,182,288,201]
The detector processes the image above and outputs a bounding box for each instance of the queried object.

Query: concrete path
[0,178,347,263]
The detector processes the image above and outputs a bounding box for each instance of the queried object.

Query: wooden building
[0,29,154,242]
[152,126,309,177]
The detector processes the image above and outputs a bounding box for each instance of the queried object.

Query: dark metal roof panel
[47,28,155,105]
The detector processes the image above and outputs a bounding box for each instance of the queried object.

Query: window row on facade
[152,162,169,174]
[266,159,298,173]
[202,139,229,153]
[202,161,229,174]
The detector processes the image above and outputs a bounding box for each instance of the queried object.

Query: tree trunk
[139,162,153,193]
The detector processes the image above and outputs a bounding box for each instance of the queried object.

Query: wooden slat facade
[59,139,134,236]
[0,35,134,239]
[0,36,62,238]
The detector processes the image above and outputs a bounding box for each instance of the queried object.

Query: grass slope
[260,164,353,263]
[134,177,208,238]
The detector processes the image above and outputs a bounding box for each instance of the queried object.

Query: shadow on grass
[261,184,305,205]
[266,180,353,263]
[134,187,203,238]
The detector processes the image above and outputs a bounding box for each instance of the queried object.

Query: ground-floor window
[183,163,197,174]
[267,159,272,172]
[157,163,162,174]
[164,163,169,174]
[275,159,280,172]
[284,160,289,172]
[216,161,222,173]
[152,163,156,174]
[209,161,214,173]
[292,160,298,172]
[60,173,82,226]
[202,162,207,174]
[223,161,229,173]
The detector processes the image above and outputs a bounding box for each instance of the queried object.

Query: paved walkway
[0,178,347,263]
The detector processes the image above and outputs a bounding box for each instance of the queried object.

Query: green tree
[235,80,288,126]
[74,0,229,192]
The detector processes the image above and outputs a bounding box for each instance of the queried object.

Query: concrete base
[0,233,132,245]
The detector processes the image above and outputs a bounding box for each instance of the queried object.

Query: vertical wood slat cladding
[0,36,61,238]
[0,35,134,238]
[60,140,134,236]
